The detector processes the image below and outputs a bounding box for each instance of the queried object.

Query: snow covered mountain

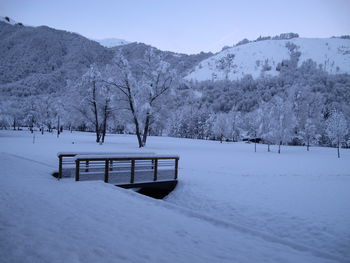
[94,38,130,48]
[0,19,211,97]
[186,37,350,81]
[0,19,113,95]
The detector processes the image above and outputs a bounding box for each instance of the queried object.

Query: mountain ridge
[1,16,349,96]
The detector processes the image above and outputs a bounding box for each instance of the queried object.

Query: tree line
[0,48,349,156]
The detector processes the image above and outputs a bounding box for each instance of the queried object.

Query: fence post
[110,160,113,171]
[175,158,178,180]
[58,155,62,179]
[153,159,158,181]
[75,159,80,181]
[85,161,89,172]
[104,160,109,183]
[131,159,135,184]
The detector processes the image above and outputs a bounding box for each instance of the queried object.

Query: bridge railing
[57,152,155,179]
[74,154,179,186]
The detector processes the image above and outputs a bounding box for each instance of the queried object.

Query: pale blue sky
[1,0,349,54]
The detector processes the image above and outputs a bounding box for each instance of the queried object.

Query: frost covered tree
[2,99,25,131]
[167,105,212,139]
[269,96,296,153]
[244,104,275,152]
[105,50,175,147]
[35,95,58,134]
[22,97,38,133]
[248,103,275,152]
[73,64,113,143]
[302,118,318,151]
[187,108,212,140]
[212,113,231,143]
[326,110,348,158]
[289,85,324,150]
[0,100,14,129]
[227,109,242,142]
[243,111,261,152]
[259,103,275,152]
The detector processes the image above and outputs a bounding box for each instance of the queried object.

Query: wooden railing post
[58,155,62,179]
[110,160,113,171]
[131,159,135,184]
[75,159,80,181]
[153,159,158,181]
[104,160,109,183]
[175,158,179,180]
[85,161,89,172]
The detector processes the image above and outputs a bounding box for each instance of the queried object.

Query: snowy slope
[0,130,349,262]
[186,38,350,81]
[1,153,338,263]
[94,37,130,47]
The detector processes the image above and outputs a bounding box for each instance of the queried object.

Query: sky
[1,0,349,54]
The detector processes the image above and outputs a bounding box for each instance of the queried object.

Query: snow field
[0,130,349,262]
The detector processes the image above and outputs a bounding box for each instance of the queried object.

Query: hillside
[0,20,211,97]
[0,21,113,96]
[113,42,212,77]
[186,37,350,81]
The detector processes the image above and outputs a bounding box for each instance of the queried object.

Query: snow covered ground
[1,130,349,262]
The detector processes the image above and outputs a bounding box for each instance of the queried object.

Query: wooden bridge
[57,152,179,193]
